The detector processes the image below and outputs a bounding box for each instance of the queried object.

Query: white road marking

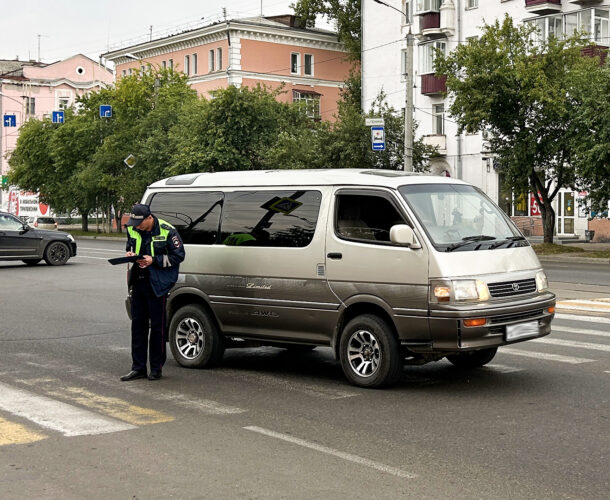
[0,382,135,436]
[486,363,524,374]
[556,304,610,313]
[78,247,124,253]
[531,338,610,353]
[552,326,610,339]
[555,313,610,325]
[500,348,594,364]
[244,426,417,479]
[72,255,114,261]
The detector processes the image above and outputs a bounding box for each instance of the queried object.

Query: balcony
[421,74,447,95]
[525,0,562,15]
[423,134,446,155]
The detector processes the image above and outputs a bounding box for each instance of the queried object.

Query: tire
[169,304,224,368]
[43,241,70,266]
[339,314,402,388]
[22,259,42,266]
[446,347,497,369]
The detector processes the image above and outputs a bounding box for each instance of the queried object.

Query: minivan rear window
[149,191,223,244]
[221,190,321,247]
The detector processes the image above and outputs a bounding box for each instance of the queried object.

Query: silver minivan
[140,169,555,387]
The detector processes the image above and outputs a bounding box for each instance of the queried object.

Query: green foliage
[435,15,601,243]
[292,0,361,61]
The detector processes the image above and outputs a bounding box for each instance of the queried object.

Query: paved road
[0,241,608,499]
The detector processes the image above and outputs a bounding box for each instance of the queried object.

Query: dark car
[0,211,77,266]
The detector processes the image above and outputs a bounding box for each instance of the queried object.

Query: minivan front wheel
[43,241,70,266]
[446,347,497,369]
[339,314,402,388]
[169,304,224,368]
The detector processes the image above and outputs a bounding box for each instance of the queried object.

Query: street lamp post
[373,0,414,172]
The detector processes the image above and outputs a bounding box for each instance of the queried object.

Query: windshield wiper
[444,235,496,252]
[488,235,527,249]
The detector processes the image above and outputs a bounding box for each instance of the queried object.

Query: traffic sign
[371,126,385,151]
[365,117,385,126]
[1,176,7,189]
[124,154,137,168]
[100,105,112,118]
[3,115,16,127]
[52,111,64,123]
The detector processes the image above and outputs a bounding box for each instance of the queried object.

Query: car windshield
[399,184,522,251]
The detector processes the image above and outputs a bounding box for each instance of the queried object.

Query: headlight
[67,234,75,242]
[431,279,490,303]
[535,271,548,292]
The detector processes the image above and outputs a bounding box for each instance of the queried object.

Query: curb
[538,255,610,265]
[73,235,124,242]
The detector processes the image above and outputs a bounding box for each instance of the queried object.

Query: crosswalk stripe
[20,380,174,425]
[0,416,47,446]
[555,313,610,325]
[552,326,610,339]
[0,382,136,437]
[530,338,610,353]
[500,348,594,364]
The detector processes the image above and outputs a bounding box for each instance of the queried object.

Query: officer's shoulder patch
[172,235,182,248]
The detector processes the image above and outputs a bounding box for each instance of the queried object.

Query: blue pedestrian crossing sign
[3,115,16,127]
[371,126,385,151]
[52,111,65,123]
[100,105,112,118]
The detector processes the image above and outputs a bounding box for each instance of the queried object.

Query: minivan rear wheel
[43,241,70,266]
[446,347,497,369]
[169,304,224,368]
[339,314,402,388]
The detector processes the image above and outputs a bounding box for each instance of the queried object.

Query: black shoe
[148,371,162,381]
[120,370,147,381]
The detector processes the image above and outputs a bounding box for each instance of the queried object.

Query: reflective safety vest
[127,218,174,256]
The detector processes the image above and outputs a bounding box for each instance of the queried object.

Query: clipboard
[108,255,140,265]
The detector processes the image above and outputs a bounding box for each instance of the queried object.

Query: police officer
[120,204,185,381]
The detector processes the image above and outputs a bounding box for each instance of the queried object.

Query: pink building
[0,54,113,212]
[103,15,353,122]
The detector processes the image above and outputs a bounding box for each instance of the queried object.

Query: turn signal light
[547,306,555,314]
[463,318,486,327]
[434,286,451,302]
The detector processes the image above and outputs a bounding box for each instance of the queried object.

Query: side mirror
[390,224,421,249]
[20,224,30,234]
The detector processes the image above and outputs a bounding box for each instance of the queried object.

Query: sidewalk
[537,242,610,264]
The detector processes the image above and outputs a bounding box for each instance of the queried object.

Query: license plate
[506,321,539,341]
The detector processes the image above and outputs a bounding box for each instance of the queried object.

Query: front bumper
[425,292,555,352]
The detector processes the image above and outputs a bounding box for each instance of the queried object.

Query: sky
[1,0,324,65]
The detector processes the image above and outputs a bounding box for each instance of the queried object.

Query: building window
[419,41,446,74]
[433,103,444,135]
[291,53,300,74]
[209,50,215,72]
[122,69,127,77]
[128,68,133,75]
[184,55,190,75]
[415,0,441,14]
[25,97,35,115]
[293,90,320,119]
[192,54,198,74]
[217,48,222,70]
[140,65,145,73]
[162,61,166,69]
[169,59,173,69]
[466,0,478,9]
[304,54,313,76]
[56,90,72,110]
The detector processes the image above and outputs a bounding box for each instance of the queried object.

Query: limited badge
[172,236,181,248]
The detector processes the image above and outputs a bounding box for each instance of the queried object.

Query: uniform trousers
[130,277,167,373]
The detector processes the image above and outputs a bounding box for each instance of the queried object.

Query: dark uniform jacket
[126,216,185,297]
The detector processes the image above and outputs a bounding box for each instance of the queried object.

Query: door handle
[327,252,342,260]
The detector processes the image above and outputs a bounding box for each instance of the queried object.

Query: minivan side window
[335,193,406,243]
[149,191,223,244]
[221,190,321,247]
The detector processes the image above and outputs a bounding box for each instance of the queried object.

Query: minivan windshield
[399,184,525,251]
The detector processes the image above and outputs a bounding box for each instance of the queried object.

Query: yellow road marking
[46,387,174,425]
[0,416,47,446]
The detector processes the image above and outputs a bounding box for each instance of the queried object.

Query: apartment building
[363,0,609,239]
[0,54,113,212]
[102,15,352,122]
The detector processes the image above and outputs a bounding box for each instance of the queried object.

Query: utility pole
[373,0,414,171]
[404,29,414,172]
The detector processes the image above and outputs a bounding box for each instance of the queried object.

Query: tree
[292,0,361,61]
[572,62,610,215]
[435,15,600,243]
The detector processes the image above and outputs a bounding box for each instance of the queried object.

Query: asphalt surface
[0,239,608,499]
